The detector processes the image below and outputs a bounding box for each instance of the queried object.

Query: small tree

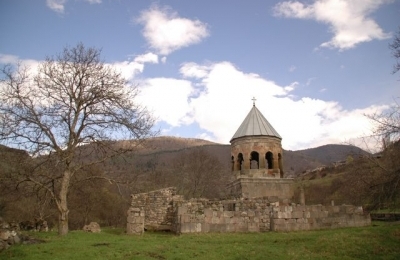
[0,43,155,235]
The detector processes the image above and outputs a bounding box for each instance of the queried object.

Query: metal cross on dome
[252,97,256,106]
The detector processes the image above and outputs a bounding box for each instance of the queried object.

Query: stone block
[223,211,234,218]
[296,218,305,224]
[328,206,340,213]
[310,211,319,218]
[179,223,191,233]
[83,222,101,233]
[248,222,259,232]
[248,210,255,217]
[181,214,191,223]
[226,224,236,232]
[204,209,213,217]
[211,217,219,224]
[177,206,187,215]
[296,205,306,212]
[272,218,286,225]
[292,211,303,219]
[127,223,144,235]
[230,217,239,224]
[354,206,364,214]
[202,223,210,233]
[195,223,202,232]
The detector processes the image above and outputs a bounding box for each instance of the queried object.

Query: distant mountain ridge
[113,136,370,176]
[0,137,370,176]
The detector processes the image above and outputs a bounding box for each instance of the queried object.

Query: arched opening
[265,152,273,169]
[278,153,283,177]
[237,153,244,171]
[231,155,235,171]
[250,151,259,169]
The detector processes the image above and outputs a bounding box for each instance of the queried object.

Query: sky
[0,0,399,151]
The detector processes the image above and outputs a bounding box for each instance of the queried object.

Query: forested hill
[110,136,370,176]
[0,137,370,177]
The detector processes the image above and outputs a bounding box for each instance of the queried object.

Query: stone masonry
[127,187,371,234]
[126,187,183,233]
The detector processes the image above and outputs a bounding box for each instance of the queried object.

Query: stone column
[126,207,144,235]
[259,152,266,169]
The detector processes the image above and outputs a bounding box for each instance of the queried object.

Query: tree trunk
[58,169,71,236]
[58,209,69,236]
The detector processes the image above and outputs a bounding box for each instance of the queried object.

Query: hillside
[120,136,370,176]
[294,144,369,165]
[0,137,371,177]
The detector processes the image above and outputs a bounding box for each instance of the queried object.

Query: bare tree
[389,26,400,75]
[350,28,400,210]
[172,148,225,199]
[0,43,155,235]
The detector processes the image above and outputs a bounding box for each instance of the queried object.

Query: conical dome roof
[230,104,281,142]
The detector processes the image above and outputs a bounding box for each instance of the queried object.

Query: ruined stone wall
[172,198,278,233]
[270,204,371,231]
[128,187,183,232]
[127,188,371,235]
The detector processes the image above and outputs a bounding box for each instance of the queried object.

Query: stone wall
[172,198,275,234]
[127,188,371,235]
[127,187,183,232]
[227,177,294,200]
[270,204,371,231]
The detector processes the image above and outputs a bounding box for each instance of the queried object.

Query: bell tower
[227,99,293,200]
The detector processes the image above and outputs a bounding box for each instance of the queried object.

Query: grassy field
[1,222,399,260]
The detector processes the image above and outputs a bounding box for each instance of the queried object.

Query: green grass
[1,222,400,260]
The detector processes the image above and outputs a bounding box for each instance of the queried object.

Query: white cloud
[0,54,19,64]
[180,62,210,79]
[137,78,195,127]
[136,5,209,55]
[306,77,316,86]
[284,82,298,92]
[46,0,101,13]
[137,61,387,151]
[46,0,66,13]
[161,57,167,63]
[111,61,144,81]
[273,0,392,50]
[4,55,387,151]
[85,0,101,4]
[0,54,41,75]
[133,52,158,64]
[111,52,159,81]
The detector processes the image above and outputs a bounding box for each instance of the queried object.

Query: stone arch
[265,152,273,169]
[237,153,244,170]
[278,153,283,177]
[231,155,235,171]
[250,151,259,169]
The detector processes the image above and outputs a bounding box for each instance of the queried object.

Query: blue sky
[1,0,399,151]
